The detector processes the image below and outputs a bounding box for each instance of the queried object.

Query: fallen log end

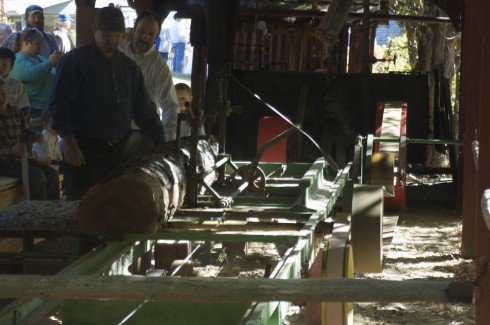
[78,175,160,235]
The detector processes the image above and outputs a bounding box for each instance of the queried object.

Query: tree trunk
[78,138,218,235]
[424,16,456,167]
[0,0,6,22]
[393,3,458,168]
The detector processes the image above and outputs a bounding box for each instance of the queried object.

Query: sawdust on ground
[284,176,475,324]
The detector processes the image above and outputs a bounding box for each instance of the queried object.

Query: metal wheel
[321,239,354,325]
[351,184,384,273]
[370,152,395,196]
[231,165,266,194]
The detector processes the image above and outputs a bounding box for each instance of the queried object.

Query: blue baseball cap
[59,13,72,22]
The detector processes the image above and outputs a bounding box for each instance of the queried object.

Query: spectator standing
[0,23,13,44]
[10,28,62,118]
[1,5,59,59]
[52,13,75,53]
[158,21,172,62]
[0,77,59,200]
[0,48,30,113]
[119,11,179,142]
[169,14,186,73]
[48,5,165,200]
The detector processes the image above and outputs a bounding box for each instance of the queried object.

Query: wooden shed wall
[460,0,490,323]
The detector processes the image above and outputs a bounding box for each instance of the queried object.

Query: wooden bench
[0,176,24,211]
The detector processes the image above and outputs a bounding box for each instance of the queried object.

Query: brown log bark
[77,138,217,235]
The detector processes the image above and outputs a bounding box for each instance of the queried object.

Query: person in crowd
[9,28,62,118]
[175,83,205,138]
[119,10,179,142]
[1,5,59,59]
[0,77,59,200]
[52,12,75,53]
[48,5,165,200]
[0,48,30,114]
[32,110,63,166]
[169,13,186,73]
[0,23,13,44]
[157,21,172,62]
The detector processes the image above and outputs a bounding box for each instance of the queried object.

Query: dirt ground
[284,175,475,324]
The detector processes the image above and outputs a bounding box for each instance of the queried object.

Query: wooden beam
[0,275,473,303]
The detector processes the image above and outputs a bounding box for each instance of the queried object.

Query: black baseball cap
[25,5,43,17]
[95,6,125,33]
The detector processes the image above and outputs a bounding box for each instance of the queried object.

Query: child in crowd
[32,110,63,166]
[175,83,205,138]
[0,48,31,115]
[0,77,59,200]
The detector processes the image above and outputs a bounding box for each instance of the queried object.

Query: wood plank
[0,186,23,211]
[0,176,19,190]
[0,275,473,303]
[0,238,45,253]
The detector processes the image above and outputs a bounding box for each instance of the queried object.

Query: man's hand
[63,135,86,167]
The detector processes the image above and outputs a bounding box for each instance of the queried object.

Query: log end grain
[78,175,160,235]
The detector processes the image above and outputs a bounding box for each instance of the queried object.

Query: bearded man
[119,11,179,142]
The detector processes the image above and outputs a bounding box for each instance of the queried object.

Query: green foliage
[373,33,412,73]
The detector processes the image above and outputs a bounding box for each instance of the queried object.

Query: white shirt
[119,41,179,141]
[32,129,63,162]
[179,119,206,138]
[158,27,172,53]
[53,28,74,53]
[5,76,30,109]
[169,19,186,44]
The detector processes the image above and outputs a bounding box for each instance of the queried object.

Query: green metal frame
[0,157,353,325]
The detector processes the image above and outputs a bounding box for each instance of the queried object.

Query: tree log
[0,275,473,303]
[77,138,218,235]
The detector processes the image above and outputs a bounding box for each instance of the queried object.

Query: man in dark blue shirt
[48,5,166,200]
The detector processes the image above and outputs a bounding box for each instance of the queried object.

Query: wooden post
[0,275,473,303]
[75,0,96,46]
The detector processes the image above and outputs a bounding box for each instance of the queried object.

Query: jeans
[0,158,60,200]
[159,52,169,62]
[172,42,185,73]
